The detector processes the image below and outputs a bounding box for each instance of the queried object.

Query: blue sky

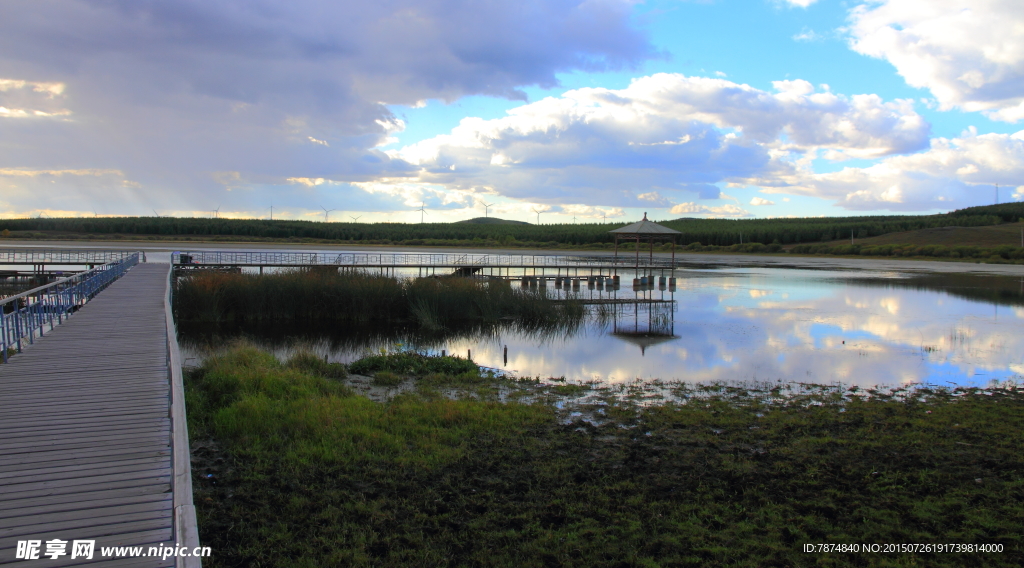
[1,0,1022,223]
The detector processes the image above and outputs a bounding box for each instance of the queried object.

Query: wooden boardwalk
[0,263,196,567]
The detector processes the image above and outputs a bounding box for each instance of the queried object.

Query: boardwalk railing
[164,264,202,567]
[0,248,141,265]
[173,251,677,268]
[0,253,139,361]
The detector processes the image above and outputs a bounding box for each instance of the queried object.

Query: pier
[0,260,199,567]
[172,250,679,279]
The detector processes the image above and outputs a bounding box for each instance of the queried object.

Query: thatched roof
[609,212,680,235]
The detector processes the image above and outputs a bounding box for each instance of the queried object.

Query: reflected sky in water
[437,269,1024,387]
[182,267,1024,388]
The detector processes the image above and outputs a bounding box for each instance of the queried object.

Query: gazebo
[609,212,681,267]
[612,301,678,355]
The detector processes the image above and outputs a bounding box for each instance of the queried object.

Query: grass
[348,352,480,376]
[851,224,1024,248]
[174,270,585,329]
[189,346,1024,567]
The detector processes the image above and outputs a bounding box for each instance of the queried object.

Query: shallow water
[179,265,1024,389]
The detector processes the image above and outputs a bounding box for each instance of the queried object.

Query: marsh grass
[190,346,1024,567]
[348,352,479,376]
[175,270,585,329]
[371,371,404,387]
[284,348,348,379]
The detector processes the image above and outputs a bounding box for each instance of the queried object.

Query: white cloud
[783,0,820,7]
[395,73,929,206]
[0,78,70,118]
[669,202,750,217]
[756,130,1024,210]
[792,28,823,42]
[750,197,776,206]
[848,0,1024,122]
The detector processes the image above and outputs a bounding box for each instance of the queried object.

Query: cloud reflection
[448,270,1024,387]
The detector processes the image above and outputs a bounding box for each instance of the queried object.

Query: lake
[179,262,1024,388]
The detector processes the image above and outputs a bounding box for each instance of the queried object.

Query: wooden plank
[0,449,170,475]
[0,414,169,435]
[0,499,172,530]
[0,456,172,485]
[0,415,170,438]
[0,516,174,544]
[0,398,171,417]
[0,451,169,475]
[0,430,170,452]
[0,509,172,539]
[0,486,171,512]
[0,441,171,467]
[0,389,170,408]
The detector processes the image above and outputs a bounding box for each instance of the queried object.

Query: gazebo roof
[609,212,681,235]
[612,333,679,355]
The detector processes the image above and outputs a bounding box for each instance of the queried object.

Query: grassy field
[188,345,1024,567]
[828,223,1024,248]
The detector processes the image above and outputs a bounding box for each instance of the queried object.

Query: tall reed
[175,269,584,329]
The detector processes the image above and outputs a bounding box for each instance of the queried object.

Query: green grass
[348,352,480,376]
[189,346,1024,567]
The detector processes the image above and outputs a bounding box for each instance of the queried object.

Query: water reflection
[179,268,1024,388]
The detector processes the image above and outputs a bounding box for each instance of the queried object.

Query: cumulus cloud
[394,73,929,206]
[0,0,654,213]
[669,202,750,217]
[756,129,1024,210]
[848,0,1024,121]
[750,197,776,206]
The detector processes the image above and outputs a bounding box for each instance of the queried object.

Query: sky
[2,0,1023,224]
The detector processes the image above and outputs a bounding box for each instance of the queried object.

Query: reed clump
[175,270,584,329]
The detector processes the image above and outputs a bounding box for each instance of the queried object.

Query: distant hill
[457,217,530,225]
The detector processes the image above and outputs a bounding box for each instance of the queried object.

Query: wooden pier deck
[0,263,197,567]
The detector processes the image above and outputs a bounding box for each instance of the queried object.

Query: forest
[1,203,1022,248]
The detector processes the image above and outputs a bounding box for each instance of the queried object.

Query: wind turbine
[572,216,577,224]
[416,202,428,224]
[349,214,362,223]
[268,205,274,221]
[152,209,161,218]
[320,205,335,223]
[532,207,542,225]
[213,205,221,219]
[482,201,494,218]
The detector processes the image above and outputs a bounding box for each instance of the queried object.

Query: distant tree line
[1,203,1021,248]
